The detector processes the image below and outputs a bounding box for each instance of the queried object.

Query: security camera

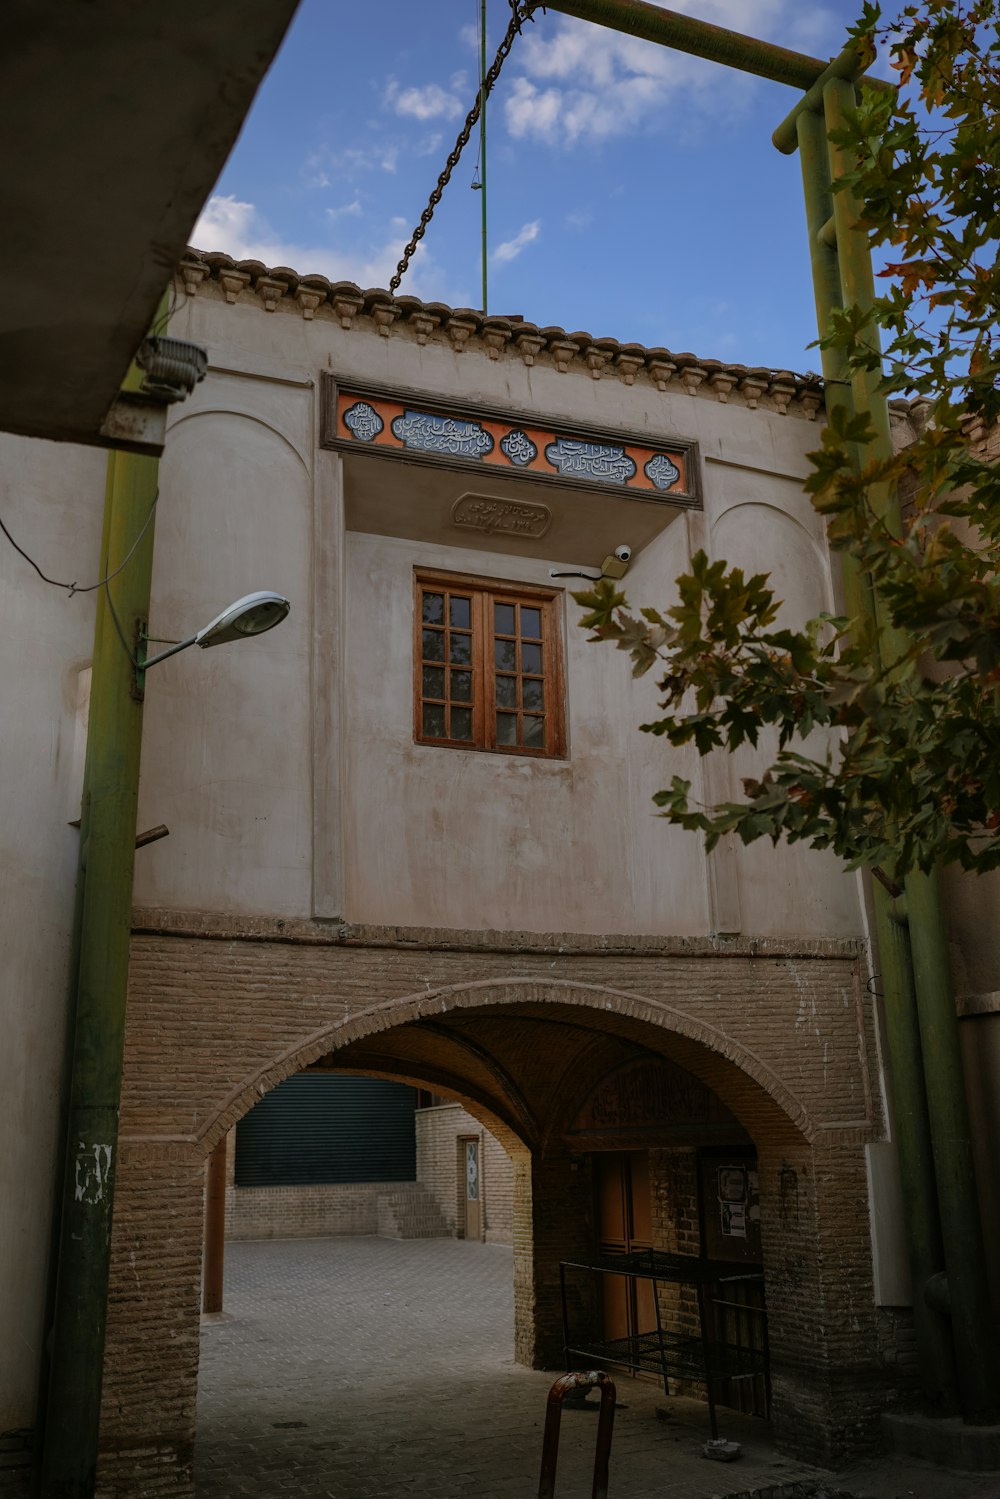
[600,544,633,580]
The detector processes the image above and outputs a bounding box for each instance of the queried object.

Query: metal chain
[389,1,543,295]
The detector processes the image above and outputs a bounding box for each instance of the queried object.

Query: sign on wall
[321,376,699,508]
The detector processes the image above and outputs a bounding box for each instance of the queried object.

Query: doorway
[593,1151,656,1352]
[697,1147,768,1417]
[460,1135,482,1241]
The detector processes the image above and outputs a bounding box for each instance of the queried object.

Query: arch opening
[102,966,882,1497]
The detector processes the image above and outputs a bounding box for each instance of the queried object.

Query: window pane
[450,707,473,740]
[450,596,471,629]
[521,641,542,675]
[523,715,545,748]
[495,674,517,708]
[422,592,444,624]
[496,713,517,745]
[494,602,516,635]
[422,666,445,699]
[449,632,472,665]
[522,678,544,711]
[451,670,472,703]
[422,628,445,662]
[520,607,541,639]
[422,703,446,737]
[495,638,517,672]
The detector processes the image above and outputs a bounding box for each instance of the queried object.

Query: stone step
[376,1184,451,1240]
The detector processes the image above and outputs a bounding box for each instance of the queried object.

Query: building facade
[3,250,998,1494]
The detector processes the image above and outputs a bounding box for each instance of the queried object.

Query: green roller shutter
[235,1074,417,1186]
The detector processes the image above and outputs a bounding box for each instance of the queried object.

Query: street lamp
[140,590,290,670]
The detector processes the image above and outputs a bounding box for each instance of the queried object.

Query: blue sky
[193,0,896,373]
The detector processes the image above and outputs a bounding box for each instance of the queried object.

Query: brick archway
[97,922,883,1496]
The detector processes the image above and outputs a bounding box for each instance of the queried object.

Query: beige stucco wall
[0,433,105,1430]
[127,282,863,941]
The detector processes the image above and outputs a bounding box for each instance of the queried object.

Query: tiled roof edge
[178,247,827,417]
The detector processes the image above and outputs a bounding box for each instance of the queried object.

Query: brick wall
[415,1104,514,1244]
[483,1129,513,1244]
[224,1181,415,1240]
[649,1148,703,1394]
[97,918,889,1494]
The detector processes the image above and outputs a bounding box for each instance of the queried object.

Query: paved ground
[196,1237,1000,1499]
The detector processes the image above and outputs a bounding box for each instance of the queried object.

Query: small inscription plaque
[451,494,551,539]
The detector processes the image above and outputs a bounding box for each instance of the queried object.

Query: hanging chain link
[389,1,543,295]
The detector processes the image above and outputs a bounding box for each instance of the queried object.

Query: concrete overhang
[2,0,298,453]
[343,450,690,567]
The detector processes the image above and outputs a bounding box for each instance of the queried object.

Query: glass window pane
[422,628,445,662]
[450,596,471,629]
[494,602,516,635]
[422,703,446,737]
[451,670,472,703]
[522,678,544,711]
[521,641,542,674]
[495,638,517,672]
[422,592,444,625]
[520,607,542,639]
[523,715,545,748]
[422,666,445,700]
[496,712,517,746]
[449,632,472,665]
[496,675,517,708]
[450,707,473,741]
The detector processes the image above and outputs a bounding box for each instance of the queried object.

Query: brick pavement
[195,1237,826,1499]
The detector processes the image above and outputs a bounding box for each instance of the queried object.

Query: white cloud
[326,198,363,221]
[385,77,463,121]
[190,194,440,295]
[492,219,541,264]
[502,2,847,146]
[303,141,400,185]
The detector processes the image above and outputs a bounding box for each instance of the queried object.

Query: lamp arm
[140,633,198,670]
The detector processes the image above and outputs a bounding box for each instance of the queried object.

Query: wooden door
[462,1137,482,1241]
[593,1152,655,1347]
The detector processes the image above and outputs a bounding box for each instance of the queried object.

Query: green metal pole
[40,348,161,1497]
[480,0,488,314]
[875,900,959,1409]
[796,104,957,1411]
[543,0,833,88]
[822,78,909,672]
[822,75,999,1421]
[772,38,884,154]
[906,868,1000,1420]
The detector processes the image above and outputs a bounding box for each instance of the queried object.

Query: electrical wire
[0,489,158,597]
[102,578,140,669]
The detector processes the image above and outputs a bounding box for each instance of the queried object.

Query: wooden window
[414,571,564,757]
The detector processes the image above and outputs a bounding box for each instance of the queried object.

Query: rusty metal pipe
[542,0,828,88]
[537,1370,616,1499]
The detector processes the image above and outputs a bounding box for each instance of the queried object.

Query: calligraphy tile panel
[334,388,692,503]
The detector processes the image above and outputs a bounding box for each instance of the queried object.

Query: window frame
[413,568,566,759]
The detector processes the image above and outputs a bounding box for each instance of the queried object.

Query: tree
[577,0,1000,877]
